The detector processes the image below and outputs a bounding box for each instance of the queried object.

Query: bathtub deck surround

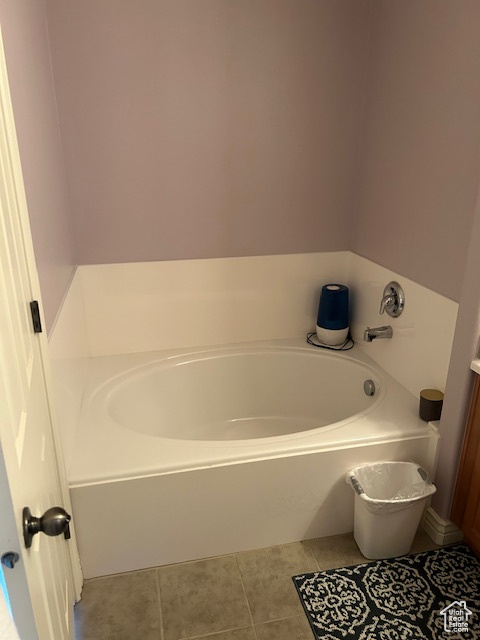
[78,252,350,356]
[47,251,455,579]
[348,253,458,398]
[55,252,458,395]
[68,338,440,578]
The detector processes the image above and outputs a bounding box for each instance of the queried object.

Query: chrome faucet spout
[364,325,393,342]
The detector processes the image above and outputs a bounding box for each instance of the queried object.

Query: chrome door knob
[23,506,71,549]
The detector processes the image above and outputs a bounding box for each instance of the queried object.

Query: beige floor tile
[74,531,444,639]
[409,528,441,555]
[236,541,317,623]
[255,615,313,640]
[307,532,366,570]
[74,569,161,640]
[308,529,441,571]
[158,555,252,640]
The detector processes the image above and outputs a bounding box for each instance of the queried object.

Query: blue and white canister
[316,284,349,346]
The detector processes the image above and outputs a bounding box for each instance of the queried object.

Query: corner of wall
[47,267,90,472]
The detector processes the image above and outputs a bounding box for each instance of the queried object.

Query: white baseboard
[423,507,463,546]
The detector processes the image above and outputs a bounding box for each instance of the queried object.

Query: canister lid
[420,389,444,402]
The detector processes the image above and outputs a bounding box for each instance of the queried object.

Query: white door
[0,25,80,640]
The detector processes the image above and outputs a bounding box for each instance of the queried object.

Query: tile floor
[74,530,440,640]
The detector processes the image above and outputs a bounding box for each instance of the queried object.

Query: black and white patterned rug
[293,544,480,639]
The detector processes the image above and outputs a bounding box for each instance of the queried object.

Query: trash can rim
[346,460,436,503]
[357,484,437,505]
[348,460,426,473]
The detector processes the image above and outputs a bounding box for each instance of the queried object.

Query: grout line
[178,625,255,640]
[83,565,158,583]
[84,536,325,583]
[304,539,321,572]
[178,615,313,640]
[235,554,259,640]
[155,569,165,640]
[255,613,309,626]
[83,549,240,583]
[156,550,239,570]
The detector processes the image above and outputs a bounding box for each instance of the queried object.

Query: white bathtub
[69,339,439,578]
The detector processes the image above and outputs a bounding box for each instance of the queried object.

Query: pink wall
[45,0,372,264]
[2,1,479,325]
[352,0,480,302]
[0,0,76,333]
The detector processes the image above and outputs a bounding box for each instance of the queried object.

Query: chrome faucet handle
[379,295,396,315]
[379,282,405,318]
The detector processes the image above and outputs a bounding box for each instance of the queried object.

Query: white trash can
[346,461,436,559]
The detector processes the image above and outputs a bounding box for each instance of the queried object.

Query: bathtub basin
[104,346,384,441]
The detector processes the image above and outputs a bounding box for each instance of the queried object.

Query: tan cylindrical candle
[419,389,444,422]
